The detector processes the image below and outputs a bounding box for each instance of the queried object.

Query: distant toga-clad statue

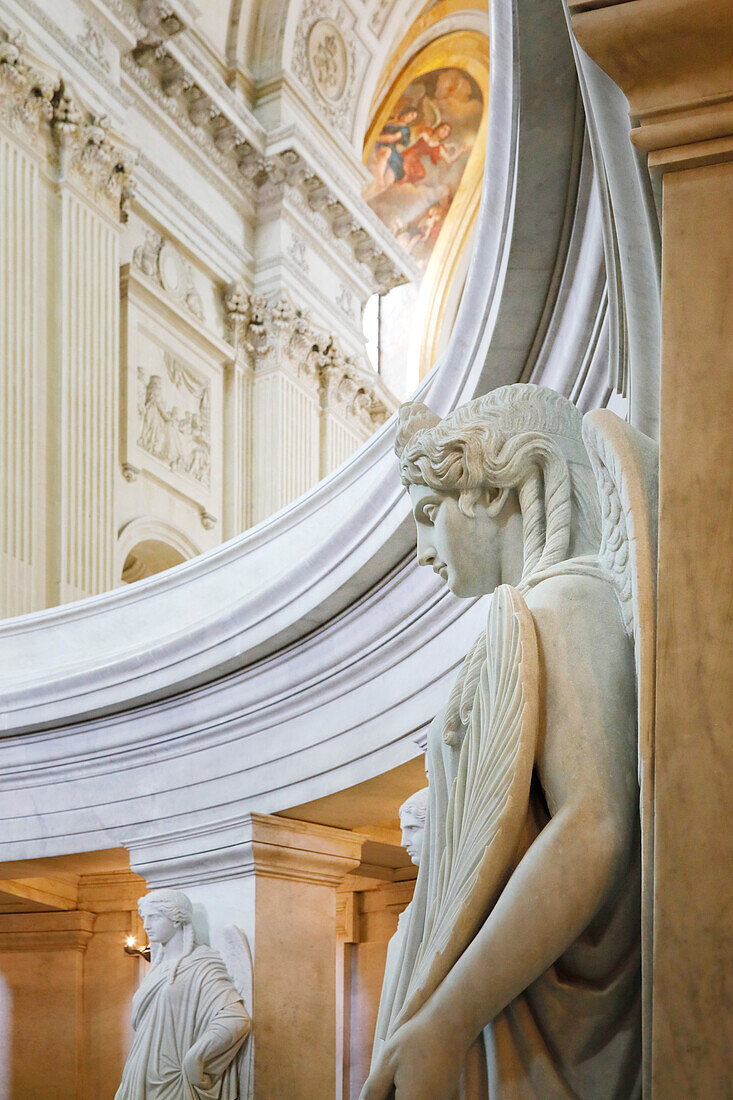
[116,889,253,1100]
[362,384,658,1100]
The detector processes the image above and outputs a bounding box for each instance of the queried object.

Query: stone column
[50,86,133,604]
[570,2,733,1094]
[0,33,55,617]
[129,813,365,1100]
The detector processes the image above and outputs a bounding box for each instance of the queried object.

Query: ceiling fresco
[364,66,483,272]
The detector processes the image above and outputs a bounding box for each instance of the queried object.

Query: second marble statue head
[399,787,429,867]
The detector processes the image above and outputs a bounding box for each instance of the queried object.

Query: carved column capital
[0,29,56,143]
[570,0,733,171]
[223,280,251,355]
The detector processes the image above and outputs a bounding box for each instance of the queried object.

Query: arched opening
[121,539,187,584]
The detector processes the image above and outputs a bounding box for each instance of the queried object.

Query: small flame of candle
[126,936,137,948]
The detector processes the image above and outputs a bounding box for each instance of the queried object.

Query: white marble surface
[363,388,654,1100]
[0,0,660,874]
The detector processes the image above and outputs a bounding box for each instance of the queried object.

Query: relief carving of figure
[116,890,253,1100]
[136,357,212,487]
[362,384,658,1100]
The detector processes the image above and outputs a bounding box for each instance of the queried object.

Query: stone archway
[121,539,188,583]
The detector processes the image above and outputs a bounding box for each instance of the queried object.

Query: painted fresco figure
[400,122,466,185]
[362,385,657,1099]
[364,107,419,199]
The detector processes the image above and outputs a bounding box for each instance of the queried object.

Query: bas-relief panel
[122,314,223,519]
[137,353,212,490]
[364,67,483,272]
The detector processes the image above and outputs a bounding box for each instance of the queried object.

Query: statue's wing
[395,584,540,1028]
[581,408,658,1089]
[221,925,254,1100]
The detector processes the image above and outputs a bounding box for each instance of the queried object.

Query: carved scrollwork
[292,0,360,138]
[0,31,135,223]
[77,19,111,73]
[0,29,55,142]
[132,231,205,321]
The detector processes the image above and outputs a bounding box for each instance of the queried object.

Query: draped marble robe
[372,575,642,1100]
[115,944,250,1100]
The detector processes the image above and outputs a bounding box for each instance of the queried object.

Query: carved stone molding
[223,280,251,354]
[222,286,395,430]
[571,0,733,172]
[123,43,261,197]
[0,30,55,143]
[307,19,348,103]
[336,283,355,319]
[124,36,408,291]
[287,231,310,274]
[52,82,136,222]
[259,149,410,292]
[127,813,365,890]
[0,29,135,222]
[121,462,140,482]
[132,229,205,320]
[137,0,189,44]
[0,911,96,952]
[291,0,360,138]
[369,0,395,35]
[77,18,111,73]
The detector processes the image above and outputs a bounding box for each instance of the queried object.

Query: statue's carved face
[142,908,179,946]
[409,483,507,597]
[400,810,425,867]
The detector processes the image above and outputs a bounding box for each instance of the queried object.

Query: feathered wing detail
[393,584,540,1030]
[581,408,658,1097]
[221,925,255,1100]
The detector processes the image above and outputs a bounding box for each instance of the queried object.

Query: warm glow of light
[126,936,136,947]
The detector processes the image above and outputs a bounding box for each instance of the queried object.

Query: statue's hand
[359,1007,465,1100]
[183,1049,213,1091]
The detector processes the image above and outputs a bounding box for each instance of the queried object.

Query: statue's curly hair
[395,384,600,579]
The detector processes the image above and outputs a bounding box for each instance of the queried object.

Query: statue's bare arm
[361,578,638,1100]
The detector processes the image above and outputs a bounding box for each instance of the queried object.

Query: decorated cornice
[122,29,411,292]
[223,282,397,429]
[0,28,136,222]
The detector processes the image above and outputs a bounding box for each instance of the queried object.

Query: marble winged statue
[362,384,658,1100]
[116,889,254,1100]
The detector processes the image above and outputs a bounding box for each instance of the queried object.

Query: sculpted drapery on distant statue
[116,890,253,1100]
[374,787,430,1059]
[362,384,658,1100]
